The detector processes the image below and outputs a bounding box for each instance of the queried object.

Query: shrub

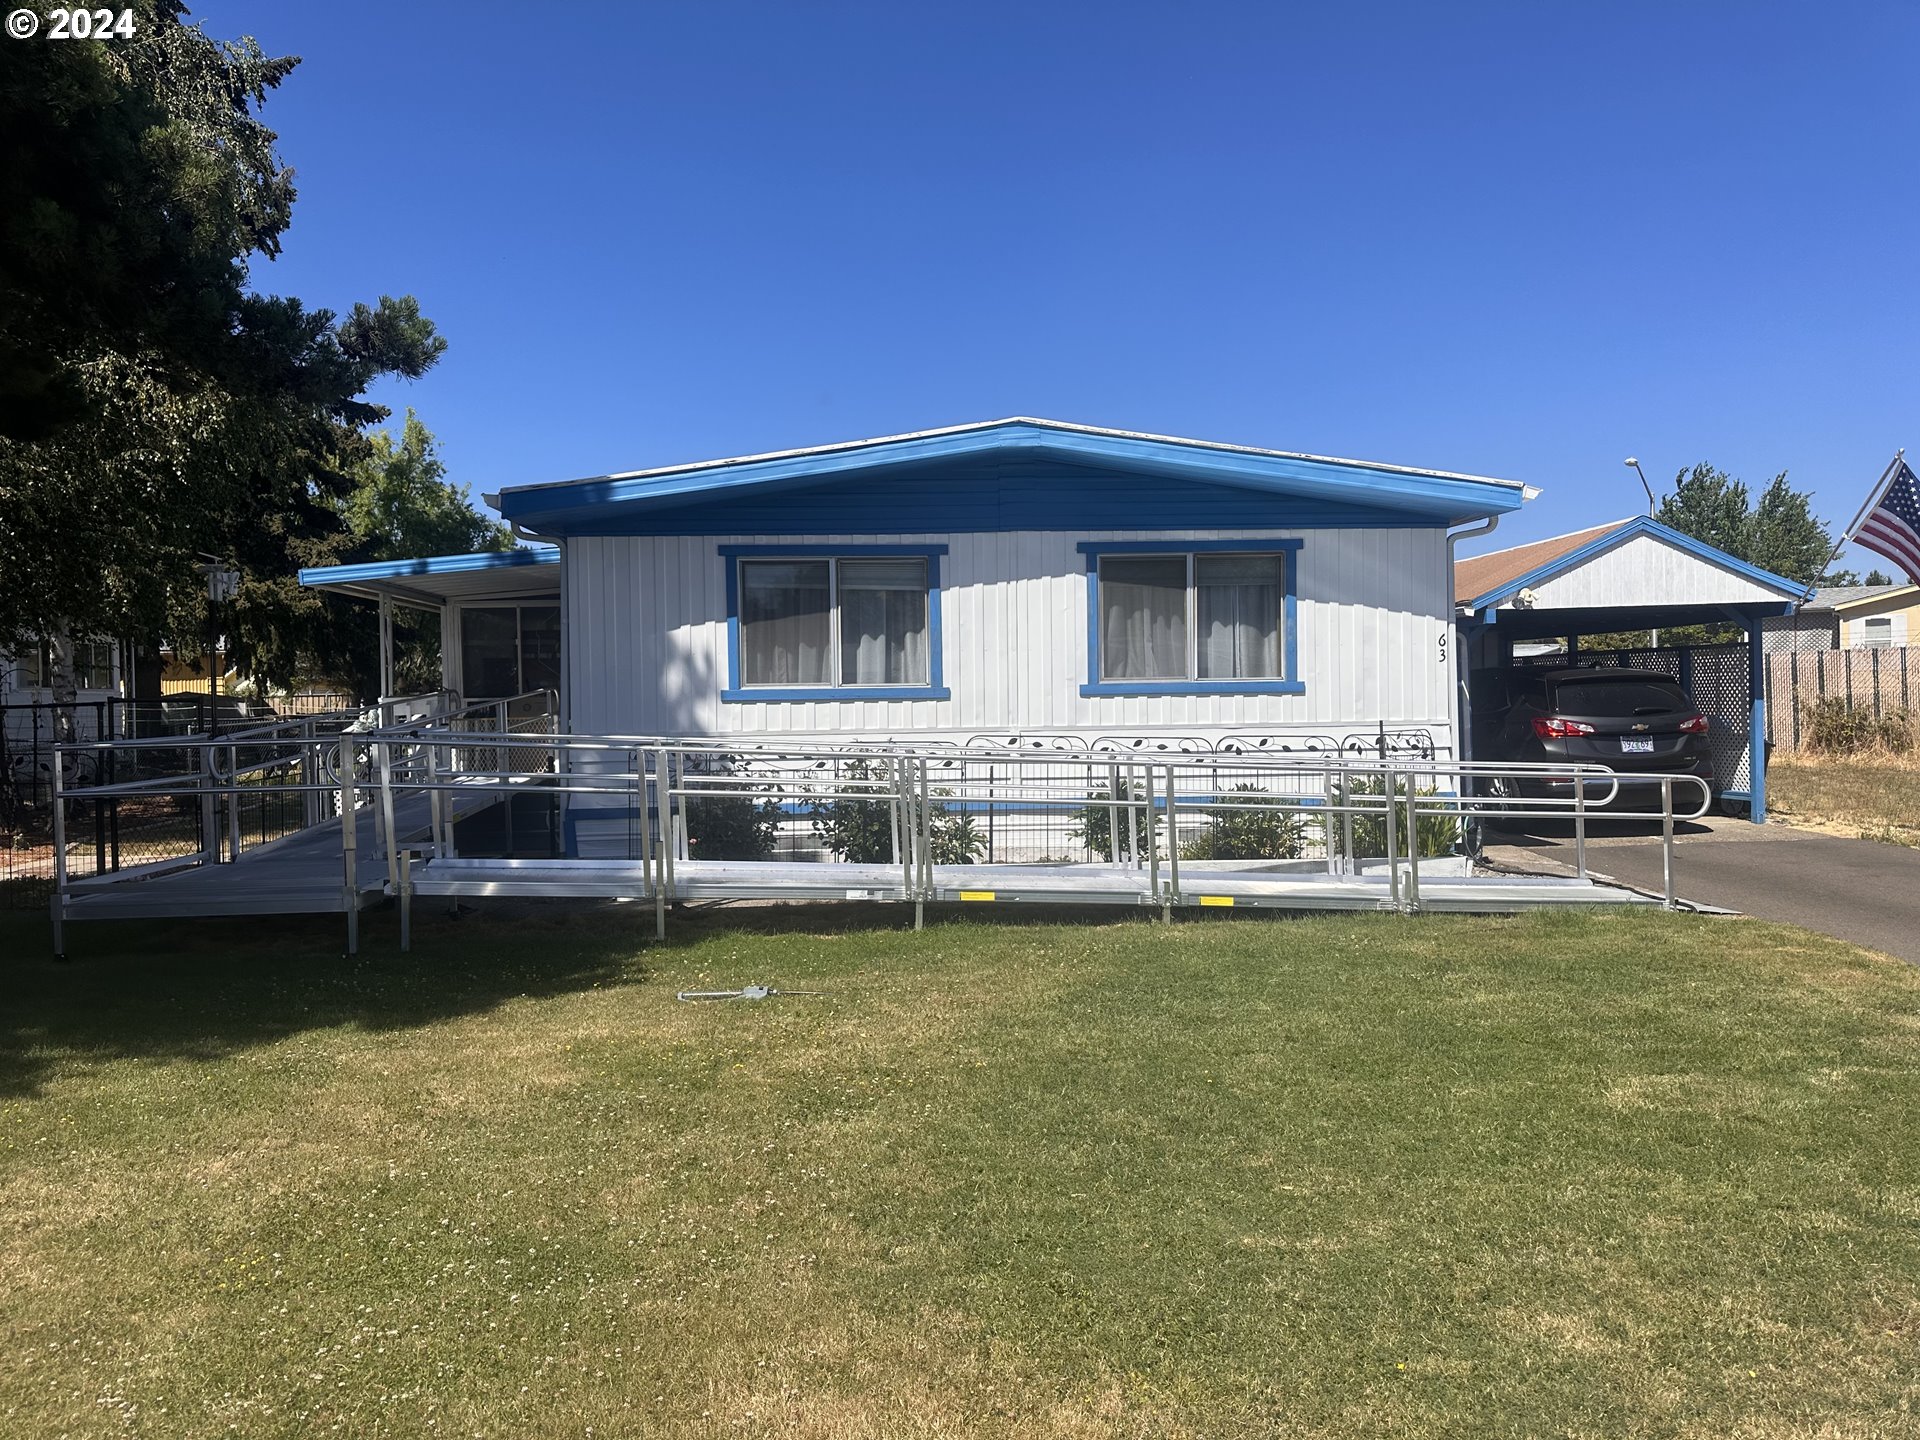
[1178,784,1306,861]
[809,758,985,865]
[684,783,782,862]
[1070,781,1158,862]
[1336,773,1458,859]
[1800,697,1914,755]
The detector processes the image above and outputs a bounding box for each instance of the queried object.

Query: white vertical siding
[565,528,1457,751]
[1521,533,1786,609]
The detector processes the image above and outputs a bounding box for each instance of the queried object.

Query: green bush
[808,758,986,865]
[1178,784,1306,861]
[1801,696,1914,755]
[1336,773,1459,859]
[1070,781,1158,862]
[684,778,782,862]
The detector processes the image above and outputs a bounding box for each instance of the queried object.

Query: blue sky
[194,0,1919,567]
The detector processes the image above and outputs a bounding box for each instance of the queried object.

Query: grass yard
[1766,754,1920,847]
[4,902,1919,1438]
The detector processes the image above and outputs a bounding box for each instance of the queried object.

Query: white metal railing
[45,690,559,953]
[49,710,1712,955]
[354,730,1713,948]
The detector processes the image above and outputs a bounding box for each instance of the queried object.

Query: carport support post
[377,596,395,700]
[1747,619,1767,823]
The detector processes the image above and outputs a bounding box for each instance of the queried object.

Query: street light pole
[1625,458,1660,648]
[1624,457,1656,517]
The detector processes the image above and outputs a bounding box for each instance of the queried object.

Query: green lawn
[4,902,1918,1438]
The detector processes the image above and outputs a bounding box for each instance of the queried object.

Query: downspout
[1446,514,1501,771]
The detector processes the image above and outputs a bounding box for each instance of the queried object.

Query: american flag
[1856,459,1920,584]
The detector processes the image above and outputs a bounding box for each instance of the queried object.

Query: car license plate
[1620,737,1654,753]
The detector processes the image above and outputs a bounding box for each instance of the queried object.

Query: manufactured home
[301,417,1532,761]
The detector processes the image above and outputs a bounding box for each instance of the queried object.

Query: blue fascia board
[298,548,559,588]
[1462,517,1810,612]
[1481,600,1797,639]
[500,422,1526,533]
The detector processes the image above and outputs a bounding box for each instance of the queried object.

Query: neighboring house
[301,417,1532,759]
[2,638,121,701]
[1830,583,1919,649]
[2,638,127,776]
[1761,583,1919,653]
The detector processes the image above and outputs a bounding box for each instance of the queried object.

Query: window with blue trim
[723,545,949,701]
[1080,541,1302,697]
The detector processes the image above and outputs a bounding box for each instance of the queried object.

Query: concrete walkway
[1482,816,1920,964]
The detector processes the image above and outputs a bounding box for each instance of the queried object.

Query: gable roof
[491,416,1533,535]
[1454,516,1809,612]
[1454,521,1629,607]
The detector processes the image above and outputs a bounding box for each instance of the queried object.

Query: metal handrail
[50,708,1719,957]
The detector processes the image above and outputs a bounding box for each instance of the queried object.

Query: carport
[1455,517,1808,822]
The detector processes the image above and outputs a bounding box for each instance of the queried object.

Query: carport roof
[1454,521,1627,606]
[1454,515,1809,615]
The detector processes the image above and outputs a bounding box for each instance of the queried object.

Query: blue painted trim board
[299,547,558,587]
[1078,539,1304,699]
[721,544,950,703]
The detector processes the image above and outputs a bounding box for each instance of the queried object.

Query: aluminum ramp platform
[403,856,1653,914]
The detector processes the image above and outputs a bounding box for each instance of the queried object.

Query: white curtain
[839,559,928,684]
[740,561,831,685]
[1101,557,1188,679]
[1196,554,1282,679]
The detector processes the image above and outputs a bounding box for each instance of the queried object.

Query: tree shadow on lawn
[1,894,1314,1099]
[0,898,663,1100]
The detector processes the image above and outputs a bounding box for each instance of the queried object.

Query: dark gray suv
[1473,667,1714,810]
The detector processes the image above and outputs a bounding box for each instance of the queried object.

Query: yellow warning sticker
[1198,895,1235,907]
[959,890,997,902]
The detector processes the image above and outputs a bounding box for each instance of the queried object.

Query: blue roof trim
[1461,518,1810,612]
[498,421,1527,534]
[298,548,558,588]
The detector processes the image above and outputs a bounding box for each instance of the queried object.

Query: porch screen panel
[1101,557,1188,680]
[1196,554,1282,678]
[520,606,562,694]
[839,558,928,685]
[460,608,521,699]
[740,561,831,686]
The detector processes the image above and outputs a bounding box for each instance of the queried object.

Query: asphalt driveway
[1482,816,1920,965]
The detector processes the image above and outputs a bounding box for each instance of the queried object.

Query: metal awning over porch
[297,547,560,609]
[1455,516,1810,822]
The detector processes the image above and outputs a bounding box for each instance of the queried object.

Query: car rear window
[1549,678,1692,717]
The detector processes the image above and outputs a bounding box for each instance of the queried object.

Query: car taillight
[1532,716,1596,739]
[1678,714,1708,734]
